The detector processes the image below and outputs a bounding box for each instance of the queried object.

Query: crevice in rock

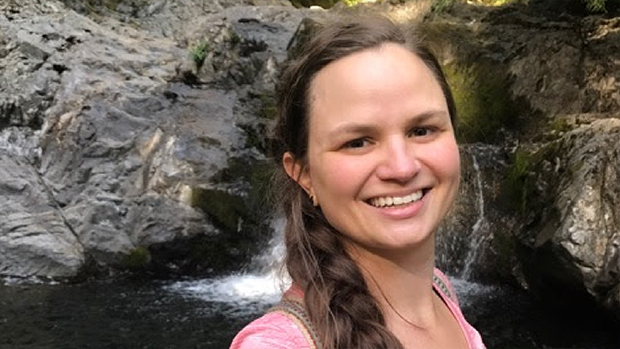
[26,157,87,254]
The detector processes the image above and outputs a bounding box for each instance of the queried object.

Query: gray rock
[0,0,310,278]
[518,119,620,316]
[0,153,84,277]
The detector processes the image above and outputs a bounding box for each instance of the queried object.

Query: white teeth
[378,197,386,207]
[370,191,423,208]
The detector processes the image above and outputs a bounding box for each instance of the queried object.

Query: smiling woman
[230,15,484,349]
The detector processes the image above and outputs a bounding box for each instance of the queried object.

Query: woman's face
[285,43,460,258]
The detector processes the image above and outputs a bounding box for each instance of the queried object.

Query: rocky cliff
[431,2,620,319]
[1,0,618,319]
[0,0,311,278]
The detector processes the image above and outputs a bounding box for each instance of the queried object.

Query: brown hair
[271,15,457,349]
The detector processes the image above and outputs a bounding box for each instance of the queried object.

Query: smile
[368,190,424,208]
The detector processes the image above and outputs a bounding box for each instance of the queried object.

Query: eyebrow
[327,111,448,138]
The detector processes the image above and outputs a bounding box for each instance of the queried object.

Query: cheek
[311,155,366,198]
[431,140,461,181]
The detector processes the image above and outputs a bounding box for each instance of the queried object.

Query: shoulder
[229,311,311,349]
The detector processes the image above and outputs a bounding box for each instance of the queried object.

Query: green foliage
[122,246,151,270]
[584,0,607,11]
[444,63,519,143]
[189,41,208,71]
[431,0,455,12]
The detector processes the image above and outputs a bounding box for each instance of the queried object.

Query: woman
[230,15,485,349]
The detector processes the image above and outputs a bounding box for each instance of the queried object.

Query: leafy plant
[584,0,607,11]
[189,41,208,71]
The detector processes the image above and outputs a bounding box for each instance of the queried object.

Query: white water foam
[449,276,498,309]
[166,217,289,311]
[1,276,59,286]
[166,269,288,306]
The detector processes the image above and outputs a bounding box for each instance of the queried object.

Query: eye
[409,127,433,137]
[343,137,370,149]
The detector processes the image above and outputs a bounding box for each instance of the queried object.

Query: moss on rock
[121,246,151,270]
[444,62,520,143]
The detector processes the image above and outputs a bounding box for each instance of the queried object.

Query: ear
[283,152,314,197]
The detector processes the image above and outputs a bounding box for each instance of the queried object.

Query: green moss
[191,188,244,233]
[190,159,274,233]
[548,118,572,134]
[259,92,277,120]
[122,246,151,270]
[432,0,456,12]
[444,63,520,143]
[502,142,562,213]
[504,148,535,213]
[185,160,274,272]
[228,29,241,47]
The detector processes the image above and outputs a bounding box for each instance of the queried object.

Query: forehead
[307,43,444,116]
[308,43,437,100]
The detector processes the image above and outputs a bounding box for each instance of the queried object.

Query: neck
[348,236,439,329]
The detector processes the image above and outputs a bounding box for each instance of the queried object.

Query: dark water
[1,276,618,349]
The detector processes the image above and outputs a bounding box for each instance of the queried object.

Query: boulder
[514,119,620,317]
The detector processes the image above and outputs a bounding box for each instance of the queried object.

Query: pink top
[230,269,485,349]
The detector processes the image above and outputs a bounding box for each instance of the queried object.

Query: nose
[375,138,420,182]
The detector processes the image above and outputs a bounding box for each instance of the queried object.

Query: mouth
[367,189,429,208]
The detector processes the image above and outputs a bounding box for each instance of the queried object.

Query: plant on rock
[189,41,208,72]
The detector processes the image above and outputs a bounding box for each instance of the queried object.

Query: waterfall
[460,153,488,279]
[167,151,495,312]
[165,218,288,315]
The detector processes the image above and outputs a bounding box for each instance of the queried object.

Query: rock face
[1,0,619,320]
[430,3,620,318]
[517,119,620,316]
[0,0,312,278]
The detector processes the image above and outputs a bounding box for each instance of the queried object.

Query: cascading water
[165,217,289,316]
[435,147,497,308]
[166,151,496,315]
[460,153,489,280]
